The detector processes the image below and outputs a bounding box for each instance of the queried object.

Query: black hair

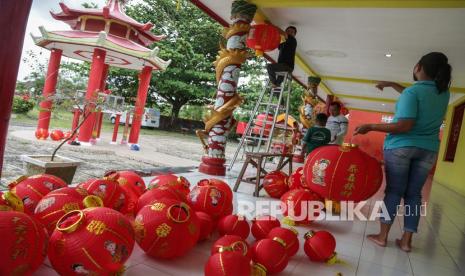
[286,26,297,34]
[316,113,328,124]
[418,52,452,93]
[330,102,341,109]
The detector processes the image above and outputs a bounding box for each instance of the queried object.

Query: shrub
[12,96,34,114]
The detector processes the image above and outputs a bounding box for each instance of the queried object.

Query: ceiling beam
[348,106,394,115]
[335,93,397,103]
[250,0,465,8]
[322,75,465,94]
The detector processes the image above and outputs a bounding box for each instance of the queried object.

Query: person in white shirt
[326,102,348,145]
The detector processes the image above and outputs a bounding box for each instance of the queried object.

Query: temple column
[128,66,152,146]
[0,0,33,178]
[78,48,106,144]
[68,107,82,144]
[95,64,109,140]
[35,48,62,139]
[111,113,121,144]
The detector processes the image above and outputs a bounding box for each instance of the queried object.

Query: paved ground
[1,124,240,188]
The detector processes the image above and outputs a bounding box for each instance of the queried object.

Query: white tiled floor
[35,163,465,276]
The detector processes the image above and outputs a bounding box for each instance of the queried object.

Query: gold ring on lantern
[272,237,287,248]
[83,195,104,208]
[304,230,316,240]
[252,263,267,276]
[341,143,358,150]
[230,240,249,256]
[167,202,190,223]
[218,245,233,253]
[56,210,85,233]
[288,227,299,235]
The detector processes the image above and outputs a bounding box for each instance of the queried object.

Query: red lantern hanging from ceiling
[263,171,289,198]
[205,250,251,276]
[217,214,250,239]
[9,174,67,215]
[280,189,323,225]
[50,129,64,141]
[288,167,306,190]
[148,174,191,197]
[34,187,102,234]
[268,227,300,257]
[134,198,200,259]
[251,238,289,275]
[79,178,127,212]
[303,230,337,263]
[211,235,252,262]
[303,144,383,202]
[251,215,281,240]
[246,24,281,56]
[187,185,231,220]
[197,178,233,203]
[0,211,48,276]
[48,207,135,275]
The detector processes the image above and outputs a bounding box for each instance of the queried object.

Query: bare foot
[395,239,412,252]
[367,234,387,247]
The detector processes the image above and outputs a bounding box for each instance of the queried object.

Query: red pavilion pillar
[35,48,63,139]
[0,0,33,178]
[128,66,152,146]
[95,64,109,140]
[78,48,106,144]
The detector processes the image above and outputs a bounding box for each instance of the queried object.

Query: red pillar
[68,108,82,144]
[128,66,152,145]
[96,64,109,140]
[35,49,62,139]
[111,113,121,144]
[0,0,33,178]
[78,48,106,144]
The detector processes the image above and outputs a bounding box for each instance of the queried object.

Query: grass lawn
[10,108,199,140]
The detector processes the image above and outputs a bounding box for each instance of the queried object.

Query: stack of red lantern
[148,174,190,196]
[303,230,338,263]
[106,170,146,216]
[288,167,306,190]
[217,214,250,239]
[79,177,127,212]
[251,215,281,240]
[280,188,323,225]
[207,235,252,276]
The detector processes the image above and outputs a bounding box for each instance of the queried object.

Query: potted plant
[21,91,107,184]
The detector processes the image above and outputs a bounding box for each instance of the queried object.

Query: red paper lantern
[251,215,281,240]
[217,214,250,239]
[198,178,233,202]
[187,185,230,220]
[149,174,190,196]
[107,170,146,196]
[246,24,281,56]
[79,178,126,211]
[263,171,289,198]
[251,238,288,274]
[205,251,251,276]
[0,211,48,275]
[135,198,200,259]
[288,167,306,190]
[252,113,273,136]
[63,131,73,140]
[34,187,102,234]
[280,189,323,225]
[303,144,383,202]
[303,230,336,262]
[50,129,64,141]
[268,227,299,257]
[137,186,187,212]
[196,211,214,241]
[9,174,67,215]
[0,191,24,212]
[211,235,252,262]
[48,207,135,275]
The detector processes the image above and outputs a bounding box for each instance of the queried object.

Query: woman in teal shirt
[355,52,451,252]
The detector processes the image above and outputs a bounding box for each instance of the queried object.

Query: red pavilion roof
[50,0,164,47]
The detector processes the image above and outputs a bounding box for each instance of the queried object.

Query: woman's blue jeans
[381,147,437,233]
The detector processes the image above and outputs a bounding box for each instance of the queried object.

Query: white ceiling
[193,1,465,113]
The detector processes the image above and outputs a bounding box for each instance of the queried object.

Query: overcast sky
[18,0,117,80]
